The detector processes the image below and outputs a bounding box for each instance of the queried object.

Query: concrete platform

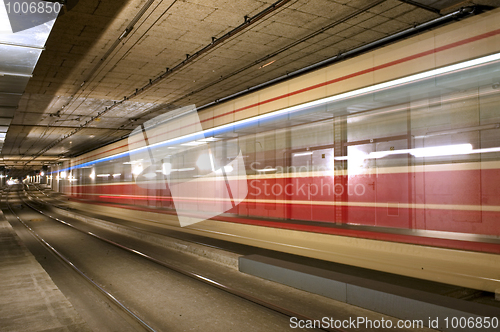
[239,254,500,332]
[0,212,92,332]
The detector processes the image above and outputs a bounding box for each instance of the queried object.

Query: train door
[346,138,410,228]
[289,147,335,222]
[346,142,377,226]
[289,150,312,220]
[311,148,335,222]
[373,139,410,228]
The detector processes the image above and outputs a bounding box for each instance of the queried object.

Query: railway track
[4,185,343,332]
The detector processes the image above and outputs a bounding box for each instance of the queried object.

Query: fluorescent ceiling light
[259,60,276,69]
[256,168,277,172]
[181,141,206,146]
[172,167,195,172]
[293,152,313,157]
[0,72,33,78]
[199,137,220,142]
[368,144,473,159]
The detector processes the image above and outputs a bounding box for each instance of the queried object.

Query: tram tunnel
[1,1,500,331]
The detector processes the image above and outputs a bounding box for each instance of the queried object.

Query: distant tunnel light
[112,173,121,177]
[96,174,110,177]
[60,171,67,179]
[89,170,95,179]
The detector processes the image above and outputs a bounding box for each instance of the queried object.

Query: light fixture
[259,60,276,69]
[181,141,206,146]
[0,72,33,78]
[172,168,195,172]
[367,144,473,159]
[256,168,277,172]
[293,152,313,157]
[199,137,220,142]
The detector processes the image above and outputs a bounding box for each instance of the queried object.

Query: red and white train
[47,9,500,293]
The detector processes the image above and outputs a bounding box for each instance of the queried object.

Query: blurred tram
[48,9,500,292]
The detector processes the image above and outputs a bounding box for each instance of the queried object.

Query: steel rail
[20,186,345,332]
[27,184,235,254]
[4,188,157,332]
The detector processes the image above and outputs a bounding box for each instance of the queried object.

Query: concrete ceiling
[1,0,499,175]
